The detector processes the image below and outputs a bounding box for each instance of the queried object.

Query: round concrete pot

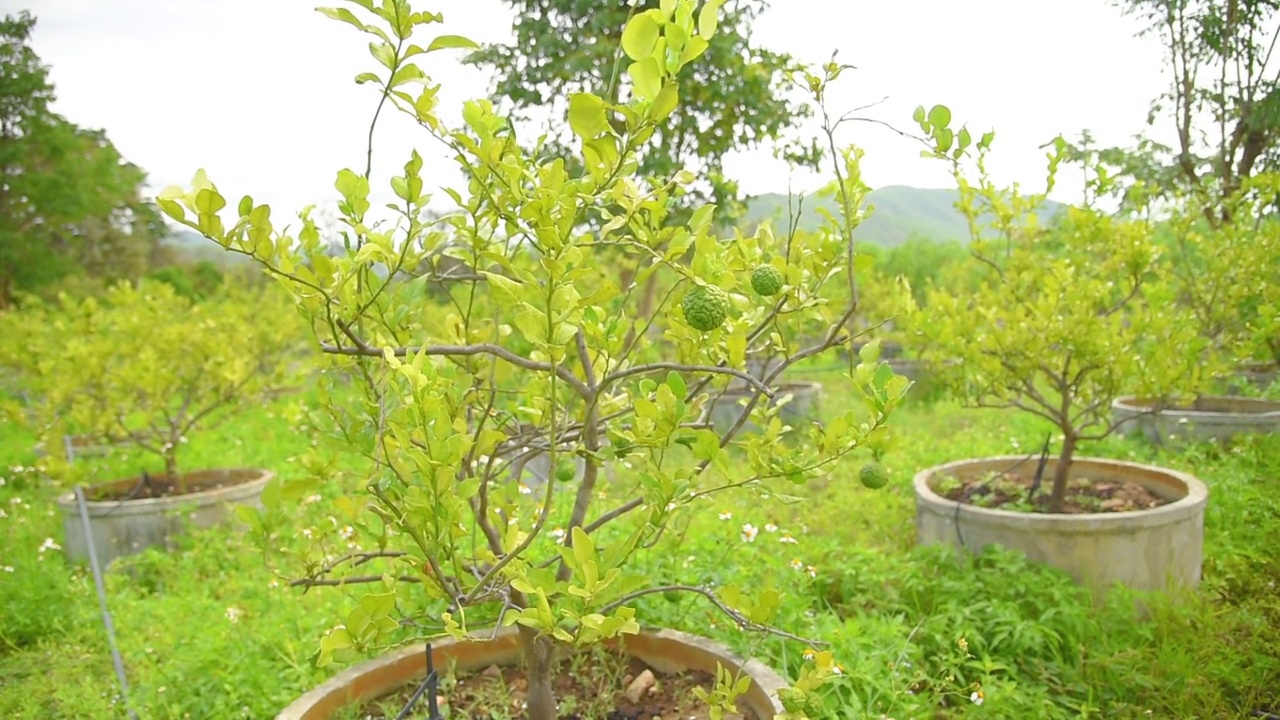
[1228,361,1278,393]
[708,381,822,435]
[1112,395,1280,443]
[914,456,1207,598]
[276,626,788,720]
[56,467,274,567]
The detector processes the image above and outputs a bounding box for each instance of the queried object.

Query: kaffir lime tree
[158,2,907,717]
[914,109,1207,513]
[1160,174,1280,374]
[6,280,301,491]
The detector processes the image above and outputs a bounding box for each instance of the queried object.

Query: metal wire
[75,486,139,720]
[952,435,1052,549]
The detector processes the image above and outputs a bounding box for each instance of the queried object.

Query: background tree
[0,11,162,307]
[1077,0,1280,218]
[463,0,818,229]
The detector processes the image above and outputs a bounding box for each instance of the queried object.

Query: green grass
[0,373,1277,719]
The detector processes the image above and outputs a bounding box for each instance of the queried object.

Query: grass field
[1,369,1277,719]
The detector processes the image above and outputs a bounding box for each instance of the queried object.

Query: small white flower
[665,501,677,512]
[0,509,7,519]
[268,579,279,589]
[806,565,817,578]
[303,494,322,505]
[549,527,566,541]
[764,523,779,533]
[225,607,243,623]
[38,537,60,553]
[970,690,984,705]
[518,483,532,495]
[338,525,355,540]
[790,559,804,571]
[832,665,844,675]
[718,511,733,521]
[779,533,798,544]
[8,497,21,505]
[301,528,313,539]
[741,523,758,543]
[1,566,13,573]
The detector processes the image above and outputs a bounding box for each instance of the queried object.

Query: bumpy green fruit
[681,284,730,332]
[804,692,827,717]
[859,461,889,489]
[778,687,808,714]
[750,264,784,296]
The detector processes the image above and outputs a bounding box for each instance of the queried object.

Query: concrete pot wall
[707,381,822,436]
[914,456,1207,598]
[1226,362,1278,393]
[1112,395,1280,443]
[276,626,788,720]
[56,467,274,567]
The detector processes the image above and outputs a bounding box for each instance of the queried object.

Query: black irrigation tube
[393,643,441,720]
[952,435,1051,549]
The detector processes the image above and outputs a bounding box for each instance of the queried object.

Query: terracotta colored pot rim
[275,626,787,720]
[914,455,1207,530]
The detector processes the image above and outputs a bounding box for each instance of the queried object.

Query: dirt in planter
[86,468,262,502]
[936,470,1174,514]
[350,648,759,720]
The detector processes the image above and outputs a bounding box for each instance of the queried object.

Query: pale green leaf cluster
[914,111,1208,448]
[2,280,303,486]
[154,0,906,694]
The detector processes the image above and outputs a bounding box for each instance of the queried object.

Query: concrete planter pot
[914,456,1207,598]
[1112,395,1280,443]
[1228,361,1278,393]
[276,626,787,720]
[708,381,822,435]
[56,467,274,567]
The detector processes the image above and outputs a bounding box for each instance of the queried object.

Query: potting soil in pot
[937,470,1175,514]
[348,651,760,720]
[85,468,264,501]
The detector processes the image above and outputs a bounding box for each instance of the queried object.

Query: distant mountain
[159,229,253,267]
[742,185,1067,247]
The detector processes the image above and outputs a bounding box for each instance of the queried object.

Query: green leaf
[627,58,662,101]
[666,371,687,398]
[568,93,609,139]
[426,34,479,52]
[652,82,679,121]
[369,41,396,70]
[621,14,661,61]
[317,6,366,32]
[698,0,725,37]
[928,104,951,130]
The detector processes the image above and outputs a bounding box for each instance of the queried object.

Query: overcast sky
[13,0,1172,221]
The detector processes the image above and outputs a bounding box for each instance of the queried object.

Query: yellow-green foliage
[12,280,304,485]
[154,1,909,716]
[913,114,1208,505]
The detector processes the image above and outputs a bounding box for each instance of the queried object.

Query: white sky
[13,0,1172,222]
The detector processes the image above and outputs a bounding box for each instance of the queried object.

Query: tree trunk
[165,453,182,494]
[1048,433,1077,514]
[518,624,558,720]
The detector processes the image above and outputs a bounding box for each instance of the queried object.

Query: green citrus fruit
[554,460,576,483]
[778,687,807,713]
[750,264,784,296]
[681,284,730,332]
[859,461,889,489]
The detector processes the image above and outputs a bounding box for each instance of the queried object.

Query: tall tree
[1081,0,1280,218]
[463,0,819,229]
[0,11,161,307]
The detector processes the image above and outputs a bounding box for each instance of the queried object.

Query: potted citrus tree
[1110,174,1280,441]
[911,108,1211,599]
[10,279,302,566]
[156,1,908,717]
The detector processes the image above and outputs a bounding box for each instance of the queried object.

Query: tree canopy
[0,11,162,307]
